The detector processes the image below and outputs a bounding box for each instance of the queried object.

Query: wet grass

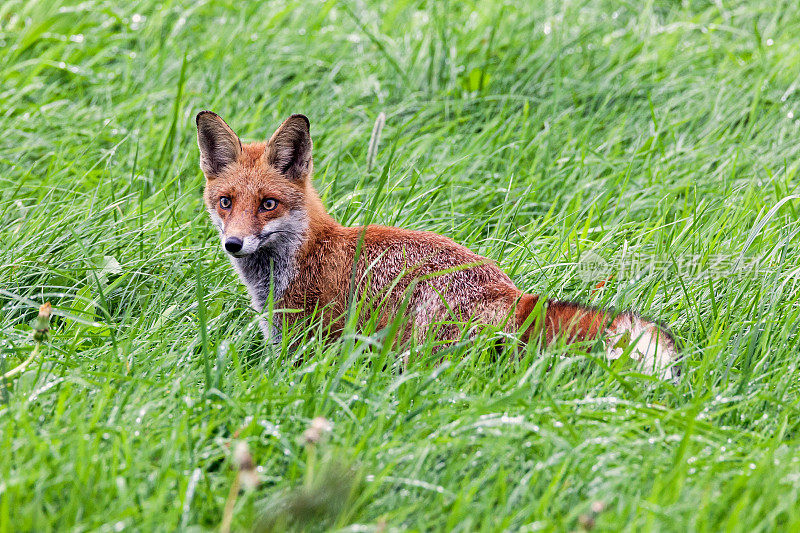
[2,0,800,531]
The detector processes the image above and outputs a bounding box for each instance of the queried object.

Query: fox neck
[231,183,338,311]
[297,183,339,257]
[232,246,298,312]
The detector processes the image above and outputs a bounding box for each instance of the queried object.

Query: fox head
[195,112,314,258]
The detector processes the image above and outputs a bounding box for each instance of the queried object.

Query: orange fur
[196,112,679,374]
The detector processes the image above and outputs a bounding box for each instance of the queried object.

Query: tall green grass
[2,0,800,530]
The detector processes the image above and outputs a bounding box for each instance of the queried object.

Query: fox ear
[264,114,312,181]
[196,111,242,177]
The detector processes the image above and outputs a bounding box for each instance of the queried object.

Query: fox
[195,111,679,376]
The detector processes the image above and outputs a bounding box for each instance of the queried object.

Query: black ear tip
[288,114,310,130]
[196,110,219,126]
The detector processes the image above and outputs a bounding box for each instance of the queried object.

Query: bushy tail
[515,294,679,375]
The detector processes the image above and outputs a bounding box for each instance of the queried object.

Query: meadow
[2,0,800,530]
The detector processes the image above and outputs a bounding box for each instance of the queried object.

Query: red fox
[196,111,679,375]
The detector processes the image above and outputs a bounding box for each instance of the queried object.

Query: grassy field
[3,0,800,530]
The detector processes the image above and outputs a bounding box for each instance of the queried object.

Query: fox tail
[514,294,679,376]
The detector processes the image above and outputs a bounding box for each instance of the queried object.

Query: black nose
[224,237,243,254]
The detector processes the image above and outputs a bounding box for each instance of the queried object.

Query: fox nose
[224,237,243,254]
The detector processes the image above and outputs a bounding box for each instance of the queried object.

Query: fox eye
[219,196,232,209]
[260,198,278,212]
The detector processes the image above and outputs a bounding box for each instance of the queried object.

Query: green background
[2,0,800,530]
